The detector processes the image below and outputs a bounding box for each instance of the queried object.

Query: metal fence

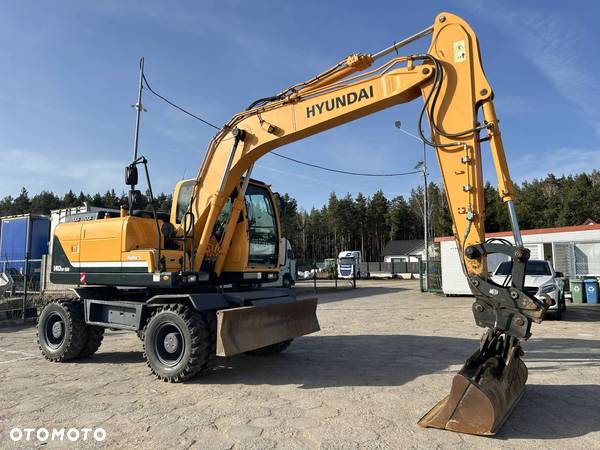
[295,262,358,293]
[297,260,420,279]
[0,258,42,321]
[361,260,420,276]
[422,257,442,292]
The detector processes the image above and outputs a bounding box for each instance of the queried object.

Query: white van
[262,238,297,288]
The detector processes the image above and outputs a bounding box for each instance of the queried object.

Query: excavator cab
[171,177,282,285]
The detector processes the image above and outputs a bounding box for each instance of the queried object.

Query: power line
[270,152,421,177]
[141,73,422,177]
[142,75,220,130]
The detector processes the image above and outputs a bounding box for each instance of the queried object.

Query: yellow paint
[55,12,520,283]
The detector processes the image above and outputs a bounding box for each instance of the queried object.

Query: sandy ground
[1,279,599,449]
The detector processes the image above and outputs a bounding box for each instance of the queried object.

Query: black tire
[246,339,293,356]
[37,299,88,362]
[143,303,212,382]
[202,311,217,358]
[80,326,105,357]
[554,305,563,320]
[282,274,292,288]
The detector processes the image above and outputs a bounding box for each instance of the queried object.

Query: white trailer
[438,224,600,295]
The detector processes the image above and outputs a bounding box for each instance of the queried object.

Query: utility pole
[421,139,429,291]
[132,57,145,164]
[394,121,429,291]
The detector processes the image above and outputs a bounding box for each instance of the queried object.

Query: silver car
[491,259,566,320]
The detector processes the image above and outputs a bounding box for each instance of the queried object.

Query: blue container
[0,214,49,275]
[584,279,599,304]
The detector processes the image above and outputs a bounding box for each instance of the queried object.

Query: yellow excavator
[38,12,546,436]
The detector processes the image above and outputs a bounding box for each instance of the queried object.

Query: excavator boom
[186,12,546,435]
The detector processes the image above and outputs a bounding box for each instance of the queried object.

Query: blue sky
[2,0,600,210]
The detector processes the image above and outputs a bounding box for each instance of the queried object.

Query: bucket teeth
[419,335,527,436]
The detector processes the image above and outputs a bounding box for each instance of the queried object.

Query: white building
[381,240,425,263]
[438,223,600,295]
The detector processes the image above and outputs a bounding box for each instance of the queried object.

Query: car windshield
[339,257,355,265]
[495,260,551,276]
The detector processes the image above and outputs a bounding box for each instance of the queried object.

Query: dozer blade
[418,338,527,436]
[216,297,319,356]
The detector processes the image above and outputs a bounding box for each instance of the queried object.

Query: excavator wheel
[143,303,213,382]
[37,299,88,362]
[246,339,293,356]
[79,326,105,358]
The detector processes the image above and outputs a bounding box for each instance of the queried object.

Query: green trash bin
[571,279,586,304]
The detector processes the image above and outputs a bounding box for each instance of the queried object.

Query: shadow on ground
[29,330,600,439]
[77,350,145,364]
[204,334,474,388]
[496,384,600,440]
[192,335,600,386]
[193,334,599,439]
[295,284,412,304]
[561,304,600,322]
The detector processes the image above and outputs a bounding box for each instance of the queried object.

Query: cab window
[245,184,278,266]
[175,182,194,224]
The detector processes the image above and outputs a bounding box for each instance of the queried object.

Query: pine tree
[12,188,31,214]
[31,191,61,214]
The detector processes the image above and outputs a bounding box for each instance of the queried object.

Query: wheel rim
[44,311,66,349]
[153,321,185,367]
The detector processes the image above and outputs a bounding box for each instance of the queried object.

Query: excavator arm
[187,12,546,435]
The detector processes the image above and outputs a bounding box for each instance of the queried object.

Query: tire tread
[143,303,213,382]
[37,298,88,362]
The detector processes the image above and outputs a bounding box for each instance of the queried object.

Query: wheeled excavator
[38,12,547,436]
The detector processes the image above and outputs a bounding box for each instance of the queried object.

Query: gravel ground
[1,279,599,449]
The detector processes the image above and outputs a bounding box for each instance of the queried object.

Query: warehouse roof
[382,239,424,256]
[434,223,600,242]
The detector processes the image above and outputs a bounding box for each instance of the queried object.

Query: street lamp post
[394,121,429,291]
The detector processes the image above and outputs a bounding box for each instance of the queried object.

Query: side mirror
[555,271,564,278]
[125,165,138,186]
[128,189,143,209]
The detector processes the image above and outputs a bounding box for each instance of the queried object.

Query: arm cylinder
[481,100,517,202]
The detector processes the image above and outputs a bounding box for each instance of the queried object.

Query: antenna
[131,57,145,164]
[126,57,147,211]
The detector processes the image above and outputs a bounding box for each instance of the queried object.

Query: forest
[1,170,599,262]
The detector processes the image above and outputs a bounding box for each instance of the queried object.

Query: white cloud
[464,1,600,136]
[0,95,119,130]
[254,163,348,191]
[511,147,600,182]
[0,148,124,196]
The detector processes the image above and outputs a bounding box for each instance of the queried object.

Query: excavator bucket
[216,297,319,356]
[418,338,527,436]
